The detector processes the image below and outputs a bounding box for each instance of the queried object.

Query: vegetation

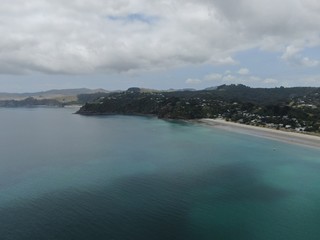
[0,97,64,107]
[77,85,320,133]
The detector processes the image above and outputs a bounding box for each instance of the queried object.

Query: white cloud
[238,68,250,75]
[223,75,236,81]
[264,78,278,84]
[186,78,202,84]
[209,57,237,65]
[281,45,302,61]
[281,45,319,67]
[249,76,262,82]
[301,57,319,67]
[192,71,281,88]
[0,0,319,75]
[204,73,222,81]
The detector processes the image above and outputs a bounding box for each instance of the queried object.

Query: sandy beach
[198,118,320,149]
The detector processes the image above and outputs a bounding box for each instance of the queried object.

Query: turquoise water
[0,108,320,240]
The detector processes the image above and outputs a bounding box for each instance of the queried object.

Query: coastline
[75,110,320,149]
[198,118,320,149]
[76,111,157,118]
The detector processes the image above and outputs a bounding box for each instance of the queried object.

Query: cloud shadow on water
[0,162,293,240]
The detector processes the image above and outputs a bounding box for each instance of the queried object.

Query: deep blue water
[0,107,320,240]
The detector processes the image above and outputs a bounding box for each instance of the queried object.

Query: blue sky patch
[107,13,159,24]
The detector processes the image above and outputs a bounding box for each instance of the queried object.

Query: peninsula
[77,84,320,135]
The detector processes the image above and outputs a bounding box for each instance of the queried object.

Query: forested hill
[77,85,320,133]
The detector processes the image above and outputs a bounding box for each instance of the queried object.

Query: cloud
[238,68,250,75]
[209,57,237,65]
[189,71,280,88]
[281,45,319,67]
[281,45,302,61]
[204,73,222,81]
[264,78,278,84]
[0,0,319,75]
[186,78,202,84]
[107,13,159,24]
[300,57,319,67]
[223,75,236,81]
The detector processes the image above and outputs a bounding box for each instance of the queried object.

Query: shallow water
[0,107,319,240]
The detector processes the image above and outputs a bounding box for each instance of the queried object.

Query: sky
[0,0,320,92]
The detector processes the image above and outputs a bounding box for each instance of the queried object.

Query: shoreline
[76,111,157,118]
[198,118,320,149]
[75,111,320,149]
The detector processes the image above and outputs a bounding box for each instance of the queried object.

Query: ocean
[0,107,320,240]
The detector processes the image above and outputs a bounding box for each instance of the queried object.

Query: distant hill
[0,88,110,107]
[0,97,64,108]
[0,88,109,100]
